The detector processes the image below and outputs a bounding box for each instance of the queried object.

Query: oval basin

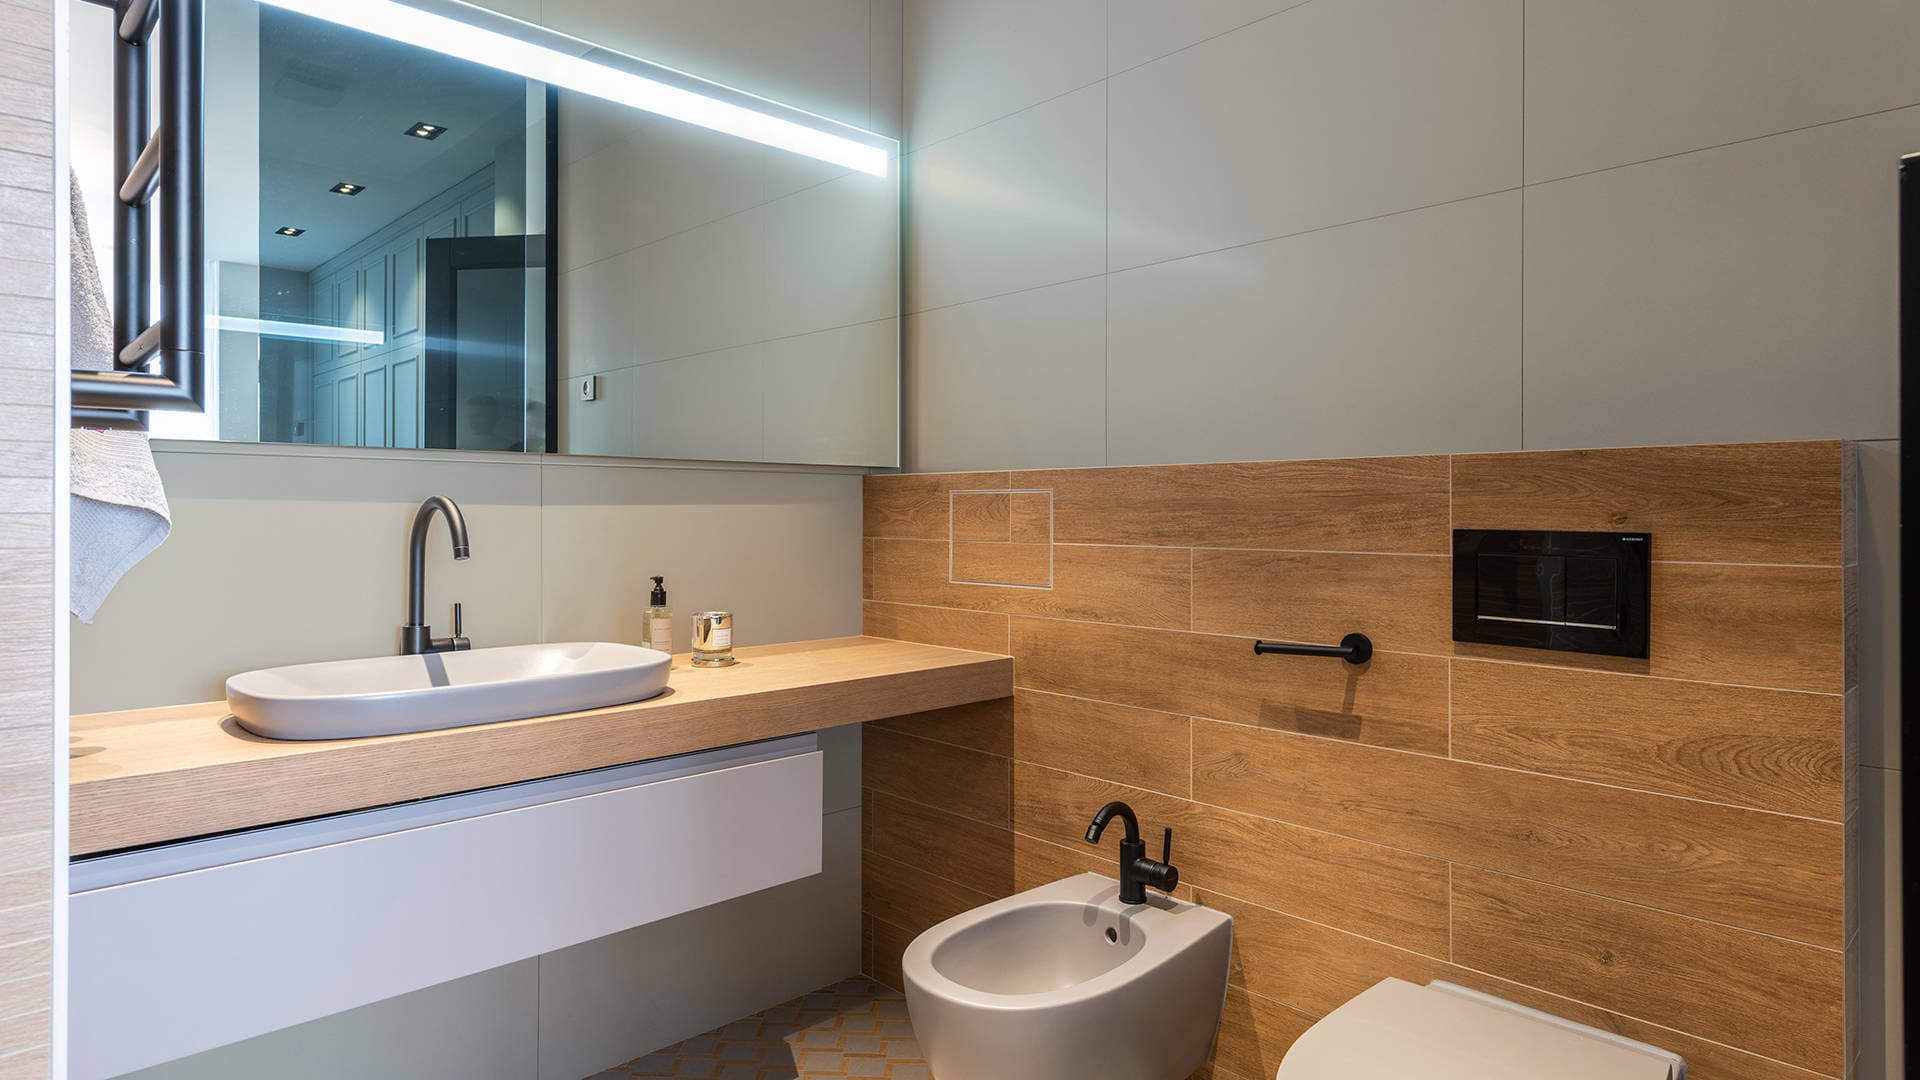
[227,642,672,741]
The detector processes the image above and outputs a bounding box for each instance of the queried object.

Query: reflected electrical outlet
[948,488,1053,588]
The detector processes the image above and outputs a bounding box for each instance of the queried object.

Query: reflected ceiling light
[273,225,306,236]
[329,181,366,196]
[256,0,891,177]
[215,315,386,346]
[405,121,449,140]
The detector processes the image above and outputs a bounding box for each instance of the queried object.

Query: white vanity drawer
[70,736,823,1079]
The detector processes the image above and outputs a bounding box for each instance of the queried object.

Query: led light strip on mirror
[254,0,892,177]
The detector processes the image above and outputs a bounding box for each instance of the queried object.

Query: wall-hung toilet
[1277,978,1685,1079]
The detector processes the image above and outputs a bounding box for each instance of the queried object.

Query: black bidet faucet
[1085,800,1178,905]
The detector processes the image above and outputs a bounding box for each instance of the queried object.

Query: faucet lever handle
[1161,826,1173,864]
[452,602,463,638]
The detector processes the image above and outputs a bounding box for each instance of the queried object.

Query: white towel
[68,169,171,622]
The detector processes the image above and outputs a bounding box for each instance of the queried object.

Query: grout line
[1528,98,1920,189]
[867,599,1846,699]
[1518,0,1526,449]
[1447,862,1454,963]
[1187,710,1848,825]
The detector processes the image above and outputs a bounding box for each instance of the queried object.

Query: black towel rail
[1253,633,1373,665]
[71,0,206,430]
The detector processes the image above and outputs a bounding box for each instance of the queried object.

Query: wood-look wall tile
[1010,491,1052,542]
[1023,456,1450,552]
[1454,562,1845,694]
[864,788,1016,897]
[1451,441,1847,565]
[1195,889,1449,1016]
[1451,660,1845,819]
[869,696,1015,757]
[1012,689,1192,797]
[950,491,1011,541]
[864,471,1011,539]
[1012,762,1450,955]
[1192,720,1844,947]
[1192,550,1452,655]
[863,600,1008,654]
[1450,867,1845,1075]
[1209,987,1316,1080]
[863,726,1009,826]
[872,539,1192,629]
[1013,618,1450,755]
[1842,441,1859,567]
[868,917,913,991]
[862,850,998,937]
[951,541,1052,586]
[1011,831,1114,893]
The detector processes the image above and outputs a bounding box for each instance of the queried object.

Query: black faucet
[1085,801,1178,905]
[400,495,472,655]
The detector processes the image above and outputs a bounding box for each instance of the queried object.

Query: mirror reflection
[69,0,900,466]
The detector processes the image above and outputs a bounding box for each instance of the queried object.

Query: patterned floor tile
[593,977,931,1080]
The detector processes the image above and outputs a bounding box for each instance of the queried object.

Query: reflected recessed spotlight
[329,181,366,196]
[405,121,448,140]
[274,226,306,237]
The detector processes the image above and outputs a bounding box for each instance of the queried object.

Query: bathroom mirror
[69,0,900,466]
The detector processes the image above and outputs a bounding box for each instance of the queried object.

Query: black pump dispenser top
[649,576,667,605]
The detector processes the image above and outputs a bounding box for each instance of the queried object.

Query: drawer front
[72,744,823,1079]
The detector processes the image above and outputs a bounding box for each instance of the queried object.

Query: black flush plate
[1452,529,1650,658]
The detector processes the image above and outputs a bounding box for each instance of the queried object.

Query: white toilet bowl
[1277,978,1686,1079]
[902,872,1232,1080]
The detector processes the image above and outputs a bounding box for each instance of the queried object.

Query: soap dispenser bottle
[645,576,673,652]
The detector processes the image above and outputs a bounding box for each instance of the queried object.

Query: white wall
[899,0,1920,471]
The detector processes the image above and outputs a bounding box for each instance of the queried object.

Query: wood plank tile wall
[0,0,56,1075]
[860,441,1859,1080]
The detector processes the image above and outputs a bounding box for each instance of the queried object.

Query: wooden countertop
[71,636,1011,856]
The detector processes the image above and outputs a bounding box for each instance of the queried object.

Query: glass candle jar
[691,611,735,667]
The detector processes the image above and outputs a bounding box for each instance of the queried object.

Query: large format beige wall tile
[1525,0,1920,182]
[1106,0,1519,271]
[1523,105,1920,450]
[1106,0,1312,73]
[541,0,877,129]
[1105,192,1521,465]
[904,86,1105,313]
[538,461,861,651]
[903,277,1106,472]
[72,450,546,713]
[902,0,1104,150]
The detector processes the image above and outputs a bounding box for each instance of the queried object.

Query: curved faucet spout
[402,496,472,655]
[1086,800,1141,845]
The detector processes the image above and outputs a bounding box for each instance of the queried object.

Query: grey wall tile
[761,320,900,469]
[1525,0,1920,183]
[536,807,862,1080]
[72,450,547,714]
[1522,106,1920,450]
[1860,766,1904,1080]
[1858,440,1900,769]
[902,0,1104,149]
[1106,0,1313,73]
[904,85,1106,313]
[1106,192,1522,466]
[1107,0,1520,271]
[538,461,862,651]
[903,277,1107,472]
[868,0,906,139]
[121,961,540,1080]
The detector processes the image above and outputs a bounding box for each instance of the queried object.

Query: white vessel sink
[228,642,673,741]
